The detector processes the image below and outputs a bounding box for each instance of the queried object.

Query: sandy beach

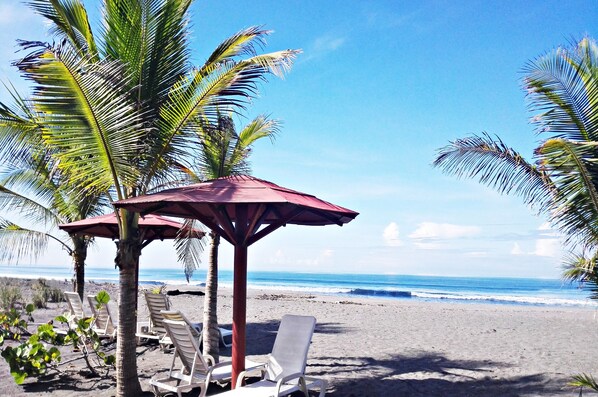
[1,278,597,397]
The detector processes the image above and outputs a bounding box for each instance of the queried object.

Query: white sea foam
[411,291,598,307]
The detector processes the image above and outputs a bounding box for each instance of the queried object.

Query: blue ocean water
[0,265,595,307]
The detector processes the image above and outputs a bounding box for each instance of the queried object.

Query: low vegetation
[0,290,115,384]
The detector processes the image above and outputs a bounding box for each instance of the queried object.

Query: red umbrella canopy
[113,175,358,386]
[112,175,358,246]
[58,213,203,242]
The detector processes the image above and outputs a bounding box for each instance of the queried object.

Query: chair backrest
[163,320,210,376]
[87,295,117,335]
[161,310,201,338]
[144,291,170,334]
[64,291,86,320]
[265,314,316,381]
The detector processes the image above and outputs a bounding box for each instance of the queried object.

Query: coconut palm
[15,1,297,395]
[0,88,106,299]
[434,37,598,391]
[179,113,280,362]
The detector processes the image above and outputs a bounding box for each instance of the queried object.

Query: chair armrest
[203,354,215,367]
[233,364,266,388]
[303,376,328,397]
[275,373,307,396]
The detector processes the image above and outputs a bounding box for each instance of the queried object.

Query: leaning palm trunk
[203,233,221,361]
[72,237,88,300]
[114,218,142,396]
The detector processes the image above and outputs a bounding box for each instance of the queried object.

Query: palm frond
[0,184,62,230]
[537,139,598,247]
[0,85,45,166]
[570,373,598,392]
[203,26,271,69]
[433,133,554,209]
[27,0,98,56]
[523,36,598,142]
[173,219,205,282]
[16,42,145,198]
[144,50,298,186]
[562,251,598,299]
[0,218,69,263]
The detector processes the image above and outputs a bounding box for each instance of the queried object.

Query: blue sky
[0,0,596,279]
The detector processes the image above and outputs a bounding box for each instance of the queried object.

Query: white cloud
[408,222,480,240]
[303,34,347,62]
[533,238,561,257]
[383,222,403,247]
[313,35,346,52]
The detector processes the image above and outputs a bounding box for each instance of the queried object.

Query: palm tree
[181,113,280,362]
[15,1,298,395]
[434,37,598,391]
[0,88,106,299]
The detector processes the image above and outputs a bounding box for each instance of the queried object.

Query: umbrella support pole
[231,243,247,388]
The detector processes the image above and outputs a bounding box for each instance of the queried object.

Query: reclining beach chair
[64,291,86,320]
[218,314,327,397]
[136,291,171,343]
[87,295,118,339]
[161,309,233,348]
[150,319,262,397]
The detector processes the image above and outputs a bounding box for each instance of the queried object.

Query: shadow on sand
[310,351,577,397]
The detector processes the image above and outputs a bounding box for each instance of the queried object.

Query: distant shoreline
[1,264,595,308]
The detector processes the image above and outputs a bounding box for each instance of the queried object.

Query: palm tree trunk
[202,233,220,362]
[114,216,142,397]
[72,237,87,300]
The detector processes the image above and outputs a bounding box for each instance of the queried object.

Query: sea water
[0,265,594,308]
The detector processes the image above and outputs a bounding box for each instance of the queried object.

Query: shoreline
[1,268,595,309]
[0,277,597,396]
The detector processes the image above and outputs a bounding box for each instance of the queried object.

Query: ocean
[0,265,595,308]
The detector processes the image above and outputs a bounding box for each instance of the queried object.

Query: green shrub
[31,279,65,308]
[0,281,22,311]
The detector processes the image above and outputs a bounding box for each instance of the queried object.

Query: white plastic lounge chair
[159,310,202,348]
[150,319,262,397]
[136,291,171,343]
[161,309,233,348]
[64,291,86,320]
[87,295,118,339]
[218,314,327,397]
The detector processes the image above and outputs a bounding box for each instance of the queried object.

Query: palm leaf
[173,219,205,282]
[524,37,598,142]
[434,133,555,209]
[0,218,70,263]
[144,50,298,187]
[537,139,598,247]
[27,0,98,56]
[571,373,598,392]
[16,42,145,198]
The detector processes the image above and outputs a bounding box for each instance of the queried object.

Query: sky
[0,0,596,279]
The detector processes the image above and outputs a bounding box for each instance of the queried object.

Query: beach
[1,278,597,397]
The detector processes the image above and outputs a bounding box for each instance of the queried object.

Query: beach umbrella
[113,175,358,386]
[59,213,204,300]
[58,213,203,248]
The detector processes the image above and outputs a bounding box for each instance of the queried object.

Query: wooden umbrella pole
[232,205,249,388]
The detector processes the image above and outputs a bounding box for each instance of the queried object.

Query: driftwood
[166,289,205,296]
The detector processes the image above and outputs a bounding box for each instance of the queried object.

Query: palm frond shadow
[310,352,573,396]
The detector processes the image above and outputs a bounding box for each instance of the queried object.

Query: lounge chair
[136,291,171,343]
[217,314,327,397]
[150,319,262,397]
[87,295,118,339]
[64,291,86,320]
[161,309,233,348]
